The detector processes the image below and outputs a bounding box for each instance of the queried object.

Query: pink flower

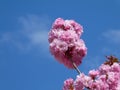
[111,63,120,72]
[62,56,120,90]
[62,78,74,90]
[89,70,99,79]
[69,20,83,36]
[74,74,85,90]
[48,18,87,69]
[99,64,111,74]
[116,80,120,90]
[74,73,92,89]
[52,18,64,29]
[89,79,109,90]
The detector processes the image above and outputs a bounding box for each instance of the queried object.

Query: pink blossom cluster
[63,56,120,90]
[48,18,87,68]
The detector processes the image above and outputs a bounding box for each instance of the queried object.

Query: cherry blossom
[48,18,87,69]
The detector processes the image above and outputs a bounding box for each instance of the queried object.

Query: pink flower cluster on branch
[63,56,120,90]
[48,18,87,69]
[48,18,120,90]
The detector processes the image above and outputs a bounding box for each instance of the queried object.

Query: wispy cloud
[102,29,120,57]
[103,30,120,44]
[0,15,51,51]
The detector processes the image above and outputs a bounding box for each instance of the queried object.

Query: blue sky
[0,0,120,90]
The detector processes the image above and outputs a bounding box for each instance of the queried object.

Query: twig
[72,62,81,74]
[70,59,81,74]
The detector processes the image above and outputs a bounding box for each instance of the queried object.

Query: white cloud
[28,31,48,45]
[18,15,50,45]
[102,30,120,57]
[0,15,51,51]
[103,30,120,44]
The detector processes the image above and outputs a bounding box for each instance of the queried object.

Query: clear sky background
[0,0,120,90]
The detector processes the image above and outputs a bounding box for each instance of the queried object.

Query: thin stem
[72,62,81,74]
[70,59,81,74]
